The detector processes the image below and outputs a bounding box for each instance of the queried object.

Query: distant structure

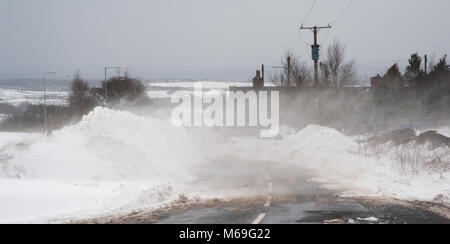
[371,74,382,88]
[252,70,264,89]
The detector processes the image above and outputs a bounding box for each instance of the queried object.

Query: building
[371,74,382,88]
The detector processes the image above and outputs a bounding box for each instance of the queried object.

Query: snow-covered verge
[0,107,206,223]
[0,180,178,223]
[232,125,450,203]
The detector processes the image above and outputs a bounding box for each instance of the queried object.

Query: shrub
[68,72,99,116]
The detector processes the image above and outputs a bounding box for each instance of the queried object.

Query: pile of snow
[416,126,450,138]
[11,107,204,181]
[233,125,450,203]
[0,107,204,223]
[434,127,450,138]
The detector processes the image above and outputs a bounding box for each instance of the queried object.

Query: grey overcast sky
[0,0,449,81]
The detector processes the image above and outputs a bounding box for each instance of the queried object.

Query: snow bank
[10,107,203,181]
[0,107,203,223]
[434,127,450,138]
[234,125,450,203]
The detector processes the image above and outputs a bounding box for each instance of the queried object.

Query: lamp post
[43,71,56,132]
[104,66,128,105]
[265,65,286,87]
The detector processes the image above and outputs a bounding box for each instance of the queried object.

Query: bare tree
[340,59,358,86]
[327,40,345,86]
[271,50,312,87]
[320,62,331,85]
[322,40,359,87]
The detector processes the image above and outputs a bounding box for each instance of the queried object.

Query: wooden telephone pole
[300,25,331,87]
[424,54,428,74]
[287,56,291,87]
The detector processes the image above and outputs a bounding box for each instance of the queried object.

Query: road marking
[252,167,272,224]
[264,195,272,207]
[252,213,266,224]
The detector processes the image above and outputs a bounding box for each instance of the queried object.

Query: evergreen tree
[374,64,404,104]
[429,55,449,81]
[427,55,450,103]
[405,53,422,86]
[384,63,403,85]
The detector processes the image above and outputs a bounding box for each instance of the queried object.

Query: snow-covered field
[0,88,68,106]
[0,80,261,106]
[145,80,271,99]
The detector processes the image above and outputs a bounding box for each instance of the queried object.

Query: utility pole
[261,64,265,83]
[424,55,428,74]
[104,67,108,104]
[287,56,291,88]
[43,71,56,132]
[300,25,331,87]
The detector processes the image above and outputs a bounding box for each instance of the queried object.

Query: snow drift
[10,107,204,181]
[233,125,450,202]
[0,107,205,223]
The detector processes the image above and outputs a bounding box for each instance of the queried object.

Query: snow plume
[0,107,205,223]
[233,125,450,203]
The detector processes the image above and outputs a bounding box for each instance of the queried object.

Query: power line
[298,30,312,46]
[318,0,356,45]
[298,0,318,46]
[302,0,317,25]
[332,0,356,25]
[300,0,355,47]
[319,28,331,45]
[298,0,356,62]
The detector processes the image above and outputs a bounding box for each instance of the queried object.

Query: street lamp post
[43,71,56,132]
[104,66,128,105]
[265,65,286,87]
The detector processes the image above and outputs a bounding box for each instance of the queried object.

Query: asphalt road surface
[154,157,449,224]
[85,157,449,224]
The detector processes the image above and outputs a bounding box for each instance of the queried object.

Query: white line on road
[264,195,272,207]
[252,213,266,224]
[252,167,273,224]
